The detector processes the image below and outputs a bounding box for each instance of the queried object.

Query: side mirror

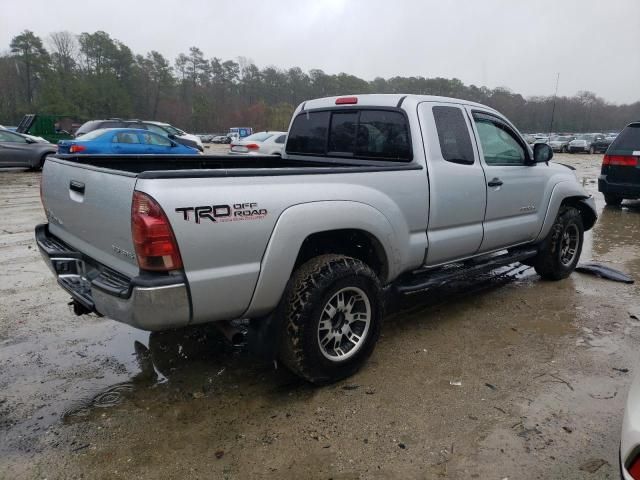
[533,143,553,164]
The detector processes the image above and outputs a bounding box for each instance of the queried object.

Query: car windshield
[575,134,593,140]
[76,129,108,140]
[161,124,184,136]
[551,136,571,141]
[244,132,274,142]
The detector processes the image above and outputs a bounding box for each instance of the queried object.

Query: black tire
[561,146,568,153]
[533,206,584,281]
[29,153,51,171]
[278,254,383,385]
[589,146,595,154]
[604,194,623,206]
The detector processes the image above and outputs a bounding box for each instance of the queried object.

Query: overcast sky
[1,0,638,104]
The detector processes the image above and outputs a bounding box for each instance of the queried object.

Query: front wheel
[278,254,383,384]
[533,206,584,280]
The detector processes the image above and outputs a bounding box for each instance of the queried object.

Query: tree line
[1,29,638,134]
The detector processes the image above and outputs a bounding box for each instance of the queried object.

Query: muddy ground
[1,153,639,479]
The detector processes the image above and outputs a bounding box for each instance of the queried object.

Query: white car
[229,131,287,155]
[144,121,204,151]
[621,373,640,479]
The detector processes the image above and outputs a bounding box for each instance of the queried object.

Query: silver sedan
[0,129,57,170]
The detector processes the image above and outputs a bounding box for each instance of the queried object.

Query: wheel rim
[560,224,579,266]
[317,286,371,361]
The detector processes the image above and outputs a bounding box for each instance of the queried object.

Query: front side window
[473,115,526,165]
[432,106,474,165]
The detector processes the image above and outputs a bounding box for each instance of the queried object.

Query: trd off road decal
[176,203,267,224]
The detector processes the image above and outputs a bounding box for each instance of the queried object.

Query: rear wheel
[278,254,383,384]
[533,206,584,281]
[604,194,623,206]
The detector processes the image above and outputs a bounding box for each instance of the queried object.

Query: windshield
[163,124,184,136]
[551,136,571,141]
[243,132,274,142]
[575,134,593,141]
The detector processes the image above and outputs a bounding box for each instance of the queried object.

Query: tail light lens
[131,191,183,271]
[245,143,260,150]
[69,144,86,153]
[603,155,637,166]
[628,454,640,479]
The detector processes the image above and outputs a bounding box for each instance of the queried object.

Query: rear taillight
[131,191,183,272]
[69,144,86,153]
[628,454,640,479]
[245,143,260,150]
[603,154,637,166]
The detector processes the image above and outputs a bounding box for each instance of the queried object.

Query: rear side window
[286,111,330,155]
[286,109,411,161]
[113,132,141,144]
[432,106,474,165]
[609,124,640,153]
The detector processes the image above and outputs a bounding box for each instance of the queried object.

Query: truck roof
[301,94,499,114]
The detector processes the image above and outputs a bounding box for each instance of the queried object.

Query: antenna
[548,73,560,138]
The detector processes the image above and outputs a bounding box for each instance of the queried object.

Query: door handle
[487,178,503,187]
[69,180,85,194]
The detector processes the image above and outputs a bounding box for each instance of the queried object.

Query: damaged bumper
[35,224,191,331]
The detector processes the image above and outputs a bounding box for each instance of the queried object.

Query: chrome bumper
[35,224,191,331]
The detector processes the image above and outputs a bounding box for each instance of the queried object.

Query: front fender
[243,201,398,318]
[535,181,597,241]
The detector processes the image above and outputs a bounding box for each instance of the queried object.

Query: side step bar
[395,248,538,295]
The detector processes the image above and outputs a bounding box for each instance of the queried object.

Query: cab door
[468,109,549,252]
[418,102,487,266]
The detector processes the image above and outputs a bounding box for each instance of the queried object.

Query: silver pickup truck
[37,94,597,384]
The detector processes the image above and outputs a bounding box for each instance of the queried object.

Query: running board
[395,248,538,295]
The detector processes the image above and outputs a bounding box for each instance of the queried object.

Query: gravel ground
[1,153,639,479]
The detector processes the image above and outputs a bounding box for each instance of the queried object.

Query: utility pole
[548,72,560,136]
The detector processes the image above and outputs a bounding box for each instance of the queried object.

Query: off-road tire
[278,254,383,384]
[533,206,584,280]
[604,194,623,206]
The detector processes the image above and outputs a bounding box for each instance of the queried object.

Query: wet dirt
[1,153,639,479]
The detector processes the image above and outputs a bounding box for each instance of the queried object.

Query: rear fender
[243,201,398,318]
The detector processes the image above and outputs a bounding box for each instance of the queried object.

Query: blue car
[57,128,200,155]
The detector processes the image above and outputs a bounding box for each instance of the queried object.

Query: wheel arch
[535,182,598,241]
[243,201,397,318]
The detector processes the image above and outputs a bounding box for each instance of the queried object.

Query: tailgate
[41,158,139,278]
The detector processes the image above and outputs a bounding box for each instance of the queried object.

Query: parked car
[197,134,214,143]
[592,134,616,153]
[229,131,287,155]
[523,134,537,146]
[37,94,596,384]
[568,133,605,154]
[621,371,640,479]
[0,129,56,169]
[548,135,574,153]
[57,128,200,155]
[598,121,640,206]
[212,135,231,144]
[75,119,204,152]
[1,124,48,144]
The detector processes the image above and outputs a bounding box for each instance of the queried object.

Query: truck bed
[52,154,420,178]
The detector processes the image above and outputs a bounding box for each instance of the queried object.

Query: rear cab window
[286,109,411,161]
[432,106,474,165]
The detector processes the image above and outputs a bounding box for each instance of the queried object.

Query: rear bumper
[598,176,640,198]
[35,224,191,331]
[568,145,589,153]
